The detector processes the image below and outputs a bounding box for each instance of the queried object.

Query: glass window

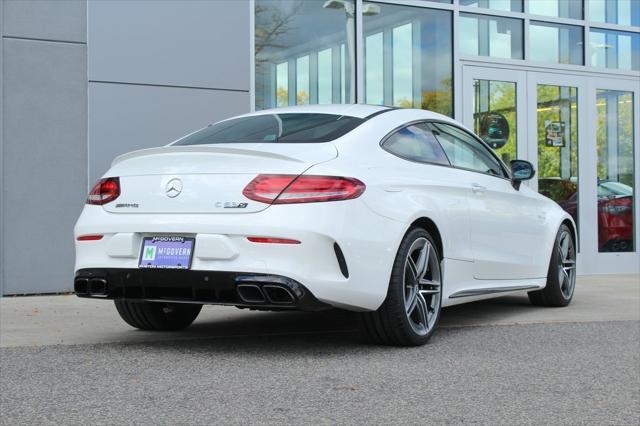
[530,22,584,65]
[364,3,453,116]
[365,32,384,105]
[536,85,580,233]
[589,0,640,27]
[173,114,364,145]
[317,48,332,104]
[432,123,507,177]
[255,0,355,110]
[460,0,523,13]
[590,29,640,71]
[383,124,450,165]
[529,0,583,20]
[596,90,635,252]
[473,79,517,164]
[296,55,310,105]
[459,13,524,60]
[275,62,288,107]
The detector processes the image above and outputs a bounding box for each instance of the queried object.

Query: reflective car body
[74,105,576,312]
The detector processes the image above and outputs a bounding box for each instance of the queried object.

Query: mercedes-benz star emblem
[165,178,183,198]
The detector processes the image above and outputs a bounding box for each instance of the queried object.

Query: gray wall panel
[88,82,249,183]
[2,38,87,294]
[1,0,5,295]
[2,0,86,42]
[88,0,249,90]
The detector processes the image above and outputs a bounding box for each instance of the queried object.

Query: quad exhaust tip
[236,283,295,305]
[262,285,295,304]
[75,277,109,296]
[236,284,266,303]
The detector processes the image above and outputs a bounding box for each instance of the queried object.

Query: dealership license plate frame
[138,236,195,270]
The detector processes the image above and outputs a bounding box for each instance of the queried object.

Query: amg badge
[216,202,248,209]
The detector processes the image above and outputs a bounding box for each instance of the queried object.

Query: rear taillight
[87,177,120,205]
[243,174,365,204]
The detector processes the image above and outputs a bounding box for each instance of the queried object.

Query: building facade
[1,0,638,295]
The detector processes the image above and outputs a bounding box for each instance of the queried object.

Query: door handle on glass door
[471,183,486,194]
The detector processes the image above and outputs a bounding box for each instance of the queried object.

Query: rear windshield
[173,113,364,145]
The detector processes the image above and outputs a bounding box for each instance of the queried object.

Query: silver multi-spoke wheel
[360,228,443,346]
[529,224,576,307]
[557,230,576,299]
[403,238,441,336]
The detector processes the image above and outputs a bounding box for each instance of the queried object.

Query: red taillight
[243,174,365,204]
[247,237,301,244]
[76,234,104,241]
[87,177,120,205]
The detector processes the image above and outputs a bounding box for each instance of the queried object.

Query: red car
[538,179,634,252]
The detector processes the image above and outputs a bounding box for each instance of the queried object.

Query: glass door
[582,78,640,273]
[463,65,640,274]
[527,73,587,272]
[462,66,527,167]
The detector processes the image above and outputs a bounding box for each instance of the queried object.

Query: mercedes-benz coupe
[74,105,577,346]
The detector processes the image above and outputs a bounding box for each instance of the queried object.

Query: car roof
[230,104,453,120]
[242,104,389,119]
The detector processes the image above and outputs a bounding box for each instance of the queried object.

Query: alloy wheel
[403,238,441,335]
[557,230,576,299]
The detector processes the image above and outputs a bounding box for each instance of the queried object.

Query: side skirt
[448,285,541,299]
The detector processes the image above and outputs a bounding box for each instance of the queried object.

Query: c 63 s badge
[216,201,248,209]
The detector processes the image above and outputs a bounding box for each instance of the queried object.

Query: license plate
[138,236,195,269]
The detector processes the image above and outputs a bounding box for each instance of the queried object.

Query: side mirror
[510,160,535,190]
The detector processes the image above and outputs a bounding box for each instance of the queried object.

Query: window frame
[380,122,452,166]
[379,119,513,181]
[427,120,512,180]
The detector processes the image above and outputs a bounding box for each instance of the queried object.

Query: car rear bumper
[74,268,331,311]
[74,200,406,311]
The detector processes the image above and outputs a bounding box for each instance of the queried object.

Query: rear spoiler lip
[110,144,329,167]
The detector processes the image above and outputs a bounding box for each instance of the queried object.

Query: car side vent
[333,243,349,279]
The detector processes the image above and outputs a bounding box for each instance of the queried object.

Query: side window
[431,123,506,177]
[382,124,450,165]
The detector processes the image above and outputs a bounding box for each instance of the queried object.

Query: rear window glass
[173,113,364,145]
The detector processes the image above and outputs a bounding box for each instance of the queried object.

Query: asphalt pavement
[1,274,639,425]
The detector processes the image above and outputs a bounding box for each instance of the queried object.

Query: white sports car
[74,105,577,346]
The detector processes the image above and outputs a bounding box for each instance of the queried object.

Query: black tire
[528,224,576,307]
[114,300,202,331]
[359,227,442,346]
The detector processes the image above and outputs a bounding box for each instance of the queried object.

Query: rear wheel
[114,300,202,331]
[528,224,576,307]
[360,228,442,346]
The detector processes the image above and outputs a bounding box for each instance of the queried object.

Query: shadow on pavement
[108,294,544,350]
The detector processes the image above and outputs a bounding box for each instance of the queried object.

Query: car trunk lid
[102,143,337,214]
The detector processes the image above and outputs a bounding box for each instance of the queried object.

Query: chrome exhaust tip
[88,278,108,296]
[74,278,90,294]
[236,284,266,303]
[262,285,295,304]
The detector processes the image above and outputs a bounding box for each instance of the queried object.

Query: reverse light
[247,237,301,244]
[76,234,104,241]
[243,174,365,204]
[87,177,120,205]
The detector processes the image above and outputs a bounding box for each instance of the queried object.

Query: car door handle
[471,183,486,194]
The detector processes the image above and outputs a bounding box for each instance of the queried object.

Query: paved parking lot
[1,275,639,424]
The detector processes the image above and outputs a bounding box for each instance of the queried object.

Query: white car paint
[74,105,575,310]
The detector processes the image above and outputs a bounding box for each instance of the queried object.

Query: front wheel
[114,300,202,331]
[528,224,576,307]
[360,228,442,346]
